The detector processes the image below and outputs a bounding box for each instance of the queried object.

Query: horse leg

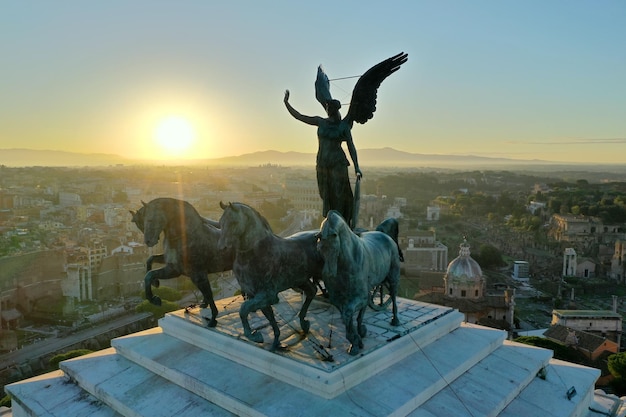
[342,306,361,356]
[190,271,218,327]
[144,264,179,306]
[146,254,165,287]
[298,281,317,334]
[390,295,400,326]
[388,270,400,327]
[260,306,286,351]
[239,295,271,344]
[357,306,367,339]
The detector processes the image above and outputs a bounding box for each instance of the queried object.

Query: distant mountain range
[0,149,129,167]
[211,147,536,167]
[0,147,623,173]
[0,147,540,168]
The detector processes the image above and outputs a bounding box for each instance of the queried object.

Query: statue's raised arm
[344,52,408,125]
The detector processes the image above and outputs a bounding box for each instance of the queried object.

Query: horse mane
[137,198,207,243]
[231,202,274,234]
[151,198,204,224]
[324,210,350,237]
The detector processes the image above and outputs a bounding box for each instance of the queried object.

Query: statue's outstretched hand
[356,167,363,179]
[284,90,290,103]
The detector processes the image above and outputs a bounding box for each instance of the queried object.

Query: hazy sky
[1,1,625,163]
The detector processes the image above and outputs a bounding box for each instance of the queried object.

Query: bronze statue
[284,52,408,229]
[217,202,323,351]
[130,198,233,327]
[317,210,400,355]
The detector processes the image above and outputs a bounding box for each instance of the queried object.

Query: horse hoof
[206,318,217,328]
[301,320,310,334]
[248,331,264,344]
[200,301,209,309]
[391,317,400,326]
[152,279,160,288]
[150,296,162,306]
[348,345,360,356]
[271,342,289,352]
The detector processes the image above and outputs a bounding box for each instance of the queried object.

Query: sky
[1,1,625,164]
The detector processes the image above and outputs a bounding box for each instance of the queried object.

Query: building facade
[610,240,626,282]
[551,308,622,350]
[511,260,529,282]
[563,248,577,277]
[402,230,448,274]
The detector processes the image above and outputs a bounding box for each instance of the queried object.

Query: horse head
[318,210,345,278]
[218,201,244,251]
[218,201,274,252]
[141,200,168,247]
[130,201,148,232]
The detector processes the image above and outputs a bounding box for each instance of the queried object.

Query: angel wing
[345,52,408,125]
[315,65,332,109]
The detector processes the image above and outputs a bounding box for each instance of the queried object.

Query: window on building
[449,288,453,295]
[461,290,466,297]
[475,289,479,297]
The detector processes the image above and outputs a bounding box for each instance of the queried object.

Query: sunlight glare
[154,116,196,155]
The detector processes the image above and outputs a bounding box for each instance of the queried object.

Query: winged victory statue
[284,52,408,229]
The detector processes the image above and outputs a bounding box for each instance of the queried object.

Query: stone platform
[158,291,462,398]
[7,292,601,417]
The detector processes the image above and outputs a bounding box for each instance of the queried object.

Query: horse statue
[217,201,323,351]
[317,210,400,355]
[375,217,404,263]
[130,198,234,327]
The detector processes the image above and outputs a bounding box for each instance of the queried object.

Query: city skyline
[1,2,625,164]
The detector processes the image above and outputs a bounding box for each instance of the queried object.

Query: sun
[154,116,196,155]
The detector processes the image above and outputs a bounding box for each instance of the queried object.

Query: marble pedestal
[7,292,600,417]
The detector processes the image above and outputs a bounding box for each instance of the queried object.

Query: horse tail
[376,218,404,262]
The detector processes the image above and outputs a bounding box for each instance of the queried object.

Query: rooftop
[554,310,622,319]
[7,292,602,416]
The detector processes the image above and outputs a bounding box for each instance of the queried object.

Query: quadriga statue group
[131,197,401,356]
[129,52,408,356]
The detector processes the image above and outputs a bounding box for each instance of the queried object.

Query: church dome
[446,240,482,282]
[444,239,484,299]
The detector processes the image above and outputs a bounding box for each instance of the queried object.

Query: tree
[608,352,626,395]
[608,352,626,379]
[49,349,93,369]
[135,299,180,318]
[527,215,542,231]
[474,244,504,268]
[514,336,581,363]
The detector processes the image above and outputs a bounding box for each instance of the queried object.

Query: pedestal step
[157,297,464,399]
[498,358,600,417]
[412,340,553,417]
[110,322,508,416]
[59,348,236,417]
[6,296,601,417]
[6,370,121,417]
